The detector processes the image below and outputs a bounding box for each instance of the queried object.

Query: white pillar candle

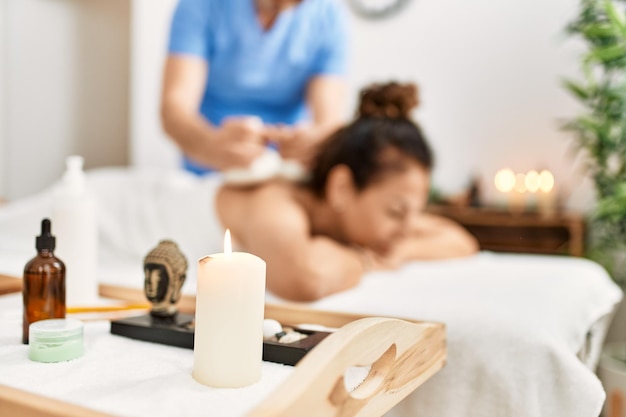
[193,230,266,388]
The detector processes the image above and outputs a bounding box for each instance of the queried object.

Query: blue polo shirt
[167,0,349,174]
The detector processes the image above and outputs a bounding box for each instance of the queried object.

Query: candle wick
[224,229,233,255]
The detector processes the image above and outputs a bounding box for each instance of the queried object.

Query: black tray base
[110,314,330,366]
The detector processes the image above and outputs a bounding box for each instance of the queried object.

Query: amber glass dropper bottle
[22,218,66,344]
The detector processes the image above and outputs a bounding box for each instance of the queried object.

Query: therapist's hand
[161,57,268,171]
[211,117,267,170]
[266,123,335,168]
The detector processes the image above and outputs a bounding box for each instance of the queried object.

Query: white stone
[262,319,283,339]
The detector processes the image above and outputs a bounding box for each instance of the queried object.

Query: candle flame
[539,170,554,193]
[224,229,232,255]
[525,170,540,193]
[494,169,516,192]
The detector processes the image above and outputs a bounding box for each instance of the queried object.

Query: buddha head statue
[143,240,188,317]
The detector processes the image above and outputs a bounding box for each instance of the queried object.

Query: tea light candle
[192,230,266,388]
[524,170,541,209]
[508,172,528,213]
[494,168,516,208]
[537,170,556,217]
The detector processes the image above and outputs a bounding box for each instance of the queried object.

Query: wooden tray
[0,274,21,295]
[0,283,447,417]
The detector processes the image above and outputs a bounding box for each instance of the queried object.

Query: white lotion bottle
[52,156,99,306]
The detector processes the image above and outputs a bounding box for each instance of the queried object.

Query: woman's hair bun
[357,82,419,119]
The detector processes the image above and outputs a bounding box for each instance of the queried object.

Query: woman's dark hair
[307,82,433,197]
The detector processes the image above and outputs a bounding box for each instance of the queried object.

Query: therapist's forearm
[307,76,347,135]
[161,105,219,167]
[161,55,233,169]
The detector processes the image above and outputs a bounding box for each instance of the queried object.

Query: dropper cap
[36,218,56,251]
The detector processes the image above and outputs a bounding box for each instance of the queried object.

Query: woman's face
[337,162,430,254]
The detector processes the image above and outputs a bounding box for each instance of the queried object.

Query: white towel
[0,167,224,292]
[0,294,294,417]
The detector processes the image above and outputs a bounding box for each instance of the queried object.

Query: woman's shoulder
[217,181,310,239]
[217,181,305,220]
[218,180,293,202]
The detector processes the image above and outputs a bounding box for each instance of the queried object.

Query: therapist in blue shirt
[161,0,349,174]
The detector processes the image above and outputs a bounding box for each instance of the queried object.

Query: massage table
[0,167,622,417]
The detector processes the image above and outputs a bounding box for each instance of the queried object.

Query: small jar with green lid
[28,318,84,363]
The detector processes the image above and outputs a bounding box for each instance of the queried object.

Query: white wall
[2,0,129,200]
[0,0,6,199]
[130,0,179,169]
[345,0,592,209]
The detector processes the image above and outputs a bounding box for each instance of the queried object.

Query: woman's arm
[387,213,479,264]
[160,56,265,170]
[217,185,365,301]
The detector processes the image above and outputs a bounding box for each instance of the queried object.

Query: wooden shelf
[427,205,585,256]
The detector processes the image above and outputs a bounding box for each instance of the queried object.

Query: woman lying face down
[217,82,478,301]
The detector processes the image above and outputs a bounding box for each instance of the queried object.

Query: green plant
[564,0,626,286]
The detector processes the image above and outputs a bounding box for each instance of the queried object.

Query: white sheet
[0,167,224,287]
[0,168,622,417]
[281,253,623,417]
[0,294,294,417]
